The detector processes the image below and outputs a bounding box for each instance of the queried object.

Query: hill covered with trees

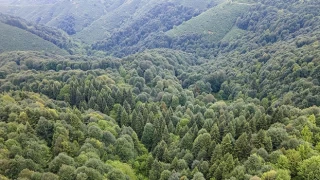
[0,22,68,55]
[0,0,320,179]
[0,13,85,55]
[0,0,219,43]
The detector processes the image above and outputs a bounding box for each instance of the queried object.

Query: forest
[0,0,320,180]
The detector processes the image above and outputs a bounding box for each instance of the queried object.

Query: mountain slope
[167,0,253,42]
[0,13,87,55]
[0,22,68,55]
[73,0,223,43]
[90,0,255,57]
[0,0,220,43]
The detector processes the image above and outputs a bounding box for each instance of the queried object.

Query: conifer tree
[221,133,233,155]
[141,123,154,151]
[234,132,250,160]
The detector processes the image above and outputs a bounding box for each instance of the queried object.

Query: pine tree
[149,159,163,180]
[141,123,154,151]
[153,140,167,161]
[153,129,161,149]
[194,113,205,129]
[123,100,131,114]
[180,131,194,150]
[221,133,233,155]
[135,112,144,138]
[192,133,211,160]
[69,81,77,106]
[168,120,175,134]
[264,136,273,153]
[88,96,97,109]
[106,95,115,109]
[127,90,134,108]
[162,126,170,144]
[131,110,138,130]
[75,89,83,106]
[114,105,123,126]
[301,125,313,143]
[210,124,221,143]
[120,110,129,127]
[220,153,237,179]
[234,132,250,160]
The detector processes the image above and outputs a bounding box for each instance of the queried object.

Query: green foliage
[107,169,128,180]
[0,0,320,179]
[261,169,290,180]
[298,156,320,179]
[167,1,251,42]
[107,160,137,180]
[0,22,68,55]
[49,153,75,173]
[115,135,135,162]
[141,123,154,151]
[58,165,76,180]
[234,133,250,160]
[0,0,215,45]
[0,13,84,54]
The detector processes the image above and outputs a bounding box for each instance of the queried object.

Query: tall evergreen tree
[234,132,250,161]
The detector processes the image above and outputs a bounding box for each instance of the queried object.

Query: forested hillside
[0,13,84,55]
[0,0,320,180]
[0,22,68,55]
[0,0,218,43]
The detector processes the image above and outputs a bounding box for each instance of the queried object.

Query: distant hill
[90,0,253,57]
[0,13,85,55]
[167,0,253,42]
[0,0,220,43]
[0,22,68,55]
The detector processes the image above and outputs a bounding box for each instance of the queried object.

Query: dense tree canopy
[0,0,320,179]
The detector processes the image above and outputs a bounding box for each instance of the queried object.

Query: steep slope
[91,0,255,57]
[74,0,223,43]
[0,13,85,55]
[167,0,253,42]
[178,0,320,108]
[91,2,203,57]
[0,0,220,43]
[0,22,68,55]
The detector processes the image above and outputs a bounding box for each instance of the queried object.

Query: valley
[0,0,319,179]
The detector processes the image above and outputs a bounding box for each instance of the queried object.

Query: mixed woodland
[0,0,319,179]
